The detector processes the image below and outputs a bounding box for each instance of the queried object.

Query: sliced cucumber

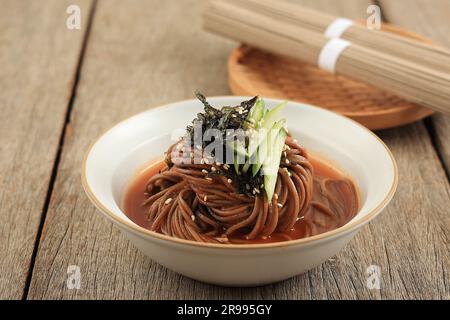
[247,98,265,127]
[242,99,265,173]
[242,128,261,174]
[232,139,247,157]
[253,119,285,177]
[252,132,268,176]
[261,101,287,132]
[232,140,246,174]
[232,99,288,198]
[234,156,240,174]
[263,123,287,201]
[242,159,251,173]
[243,128,259,174]
[246,101,287,162]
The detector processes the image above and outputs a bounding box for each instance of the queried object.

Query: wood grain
[27,0,449,299]
[0,0,93,299]
[378,0,450,175]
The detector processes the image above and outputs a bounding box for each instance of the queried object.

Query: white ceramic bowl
[82,97,397,286]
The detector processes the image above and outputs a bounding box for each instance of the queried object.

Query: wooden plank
[378,0,450,175]
[27,0,449,299]
[0,0,93,299]
[26,0,238,300]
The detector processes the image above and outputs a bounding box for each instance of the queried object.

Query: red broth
[122,156,359,244]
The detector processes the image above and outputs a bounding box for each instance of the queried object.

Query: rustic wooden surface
[377,0,450,176]
[0,0,448,299]
[0,0,93,299]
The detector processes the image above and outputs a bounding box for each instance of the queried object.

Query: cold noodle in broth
[123,154,359,244]
[122,94,359,244]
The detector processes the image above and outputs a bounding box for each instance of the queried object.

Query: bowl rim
[81,96,398,250]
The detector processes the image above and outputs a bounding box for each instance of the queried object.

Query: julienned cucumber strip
[247,99,265,127]
[261,101,287,131]
[232,140,246,173]
[243,129,260,174]
[246,101,287,161]
[252,131,268,176]
[253,119,286,178]
[241,130,263,175]
[234,157,240,174]
[230,139,246,157]
[264,124,287,201]
[242,99,265,173]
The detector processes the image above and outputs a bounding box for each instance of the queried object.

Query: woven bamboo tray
[228,24,434,130]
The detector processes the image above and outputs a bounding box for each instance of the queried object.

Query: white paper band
[324,18,353,39]
[318,38,351,73]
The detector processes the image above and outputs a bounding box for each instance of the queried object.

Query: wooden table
[1,0,448,300]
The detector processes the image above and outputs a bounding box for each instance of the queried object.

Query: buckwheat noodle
[224,0,450,73]
[142,136,314,243]
[203,0,450,115]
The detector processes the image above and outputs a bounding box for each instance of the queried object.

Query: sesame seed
[283,167,292,176]
[227,179,232,184]
[253,188,260,194]
[201,169,208,174]
[203,195,208,201]
[191,215,195,221]
[215,236,229,243]
[211,167,217,172]
[206,177,213,181]
[274,194,279,200]
[277,203,283,208]
[200,159,204,164]
[285,159,290,164]
[164,198,173,205]
[223,164,230,170]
